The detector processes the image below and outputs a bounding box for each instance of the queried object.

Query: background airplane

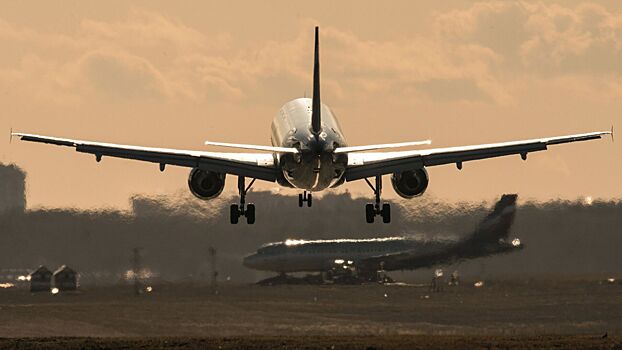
[11,27,611,224]
[243,194,521,283]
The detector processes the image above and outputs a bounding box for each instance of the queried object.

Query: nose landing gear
[364,175,391,223]
[298,191,313,207]
[230,176,256,224]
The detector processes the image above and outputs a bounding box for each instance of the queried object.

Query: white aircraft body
[244,195,520,281]
[12,27,612,224]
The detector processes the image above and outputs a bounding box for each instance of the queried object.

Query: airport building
[53,265,78,291]
[29,265,52,292]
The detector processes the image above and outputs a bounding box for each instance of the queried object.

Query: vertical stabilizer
[311,26,321,134]
[467,194,517,243]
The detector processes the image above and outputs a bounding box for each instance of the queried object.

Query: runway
[0,278,620,348]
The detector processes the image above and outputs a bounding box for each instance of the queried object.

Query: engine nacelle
[391,168,429,199]
[187,168,225,200]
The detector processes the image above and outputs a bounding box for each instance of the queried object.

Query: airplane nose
[243,254,257,268]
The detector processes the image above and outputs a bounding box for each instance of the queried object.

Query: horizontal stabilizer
[334,140,431,154]
[204,140,299,154]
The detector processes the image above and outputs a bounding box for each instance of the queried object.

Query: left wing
[344,130,612,181]
[11,133,278,181]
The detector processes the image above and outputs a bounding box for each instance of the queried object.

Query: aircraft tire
[298,194,304,207]
[230,204,240,224]
[307,193,312,207]
[246,204,256,224]
[365,204,375,223]
[382,203,391,223]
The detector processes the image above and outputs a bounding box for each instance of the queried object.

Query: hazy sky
[1,1,620,209]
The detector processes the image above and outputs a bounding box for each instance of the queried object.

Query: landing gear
[298,191,313,207]
[364,175,391,223]
[230,176,256,224]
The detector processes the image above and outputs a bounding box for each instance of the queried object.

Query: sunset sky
[0,1,620,209]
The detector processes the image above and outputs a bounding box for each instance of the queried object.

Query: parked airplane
[243,194,521,282]
[11,27,611,224]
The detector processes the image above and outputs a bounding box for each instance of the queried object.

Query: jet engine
[391,168,429,199]
[187,168,225,200]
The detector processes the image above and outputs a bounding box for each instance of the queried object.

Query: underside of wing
[12,133,278,181]
[344,130,612,181]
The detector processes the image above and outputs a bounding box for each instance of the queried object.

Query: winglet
[311,26,321,135]
[611,125,615,142]
[9,127,12,144]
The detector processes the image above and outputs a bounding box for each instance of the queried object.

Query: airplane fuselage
[271,98,348,191]
[243,238,457,273]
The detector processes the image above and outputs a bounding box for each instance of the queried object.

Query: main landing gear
[231,176,256,224]
[298,191,313,207]
[364,175,391,224]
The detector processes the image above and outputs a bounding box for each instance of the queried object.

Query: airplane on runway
[243,194,521,282]
[11,27,612,224]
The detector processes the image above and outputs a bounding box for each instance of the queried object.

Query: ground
[0,279,620,349]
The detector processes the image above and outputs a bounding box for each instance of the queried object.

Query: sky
[0,0,620,209]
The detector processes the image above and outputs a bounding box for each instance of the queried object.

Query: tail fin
[311,26,321,135]
[467,194,518,243]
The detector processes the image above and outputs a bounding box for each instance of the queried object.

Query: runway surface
[0,279,620,348]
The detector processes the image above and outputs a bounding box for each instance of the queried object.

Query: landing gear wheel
[230,204,240,224]
[231,176,257,225]
[246,204,256,224]
[299,191,312,207]
[381,203,391,223]
[364,175,391,224]
[365,204,375,223]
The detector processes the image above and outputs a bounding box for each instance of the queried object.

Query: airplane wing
[11,133,278,181]
[344,130,612,181]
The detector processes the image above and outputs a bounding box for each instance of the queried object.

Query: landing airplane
[12,27,611,224]
[243,194,521,282]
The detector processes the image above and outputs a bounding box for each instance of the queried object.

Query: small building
[53,265,78,291]
[29,265,52,292]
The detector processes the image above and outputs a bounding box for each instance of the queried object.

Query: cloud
[1,3,622,109]
[80,10,211,53]
[437,2,622,77]
[80,50,172,99]
[0,11,510,106]
[308,26,509,104]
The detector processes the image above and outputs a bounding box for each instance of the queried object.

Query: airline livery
[243,194,521,281]
[12,27,611,224]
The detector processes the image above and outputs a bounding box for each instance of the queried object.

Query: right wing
[344,130,612,181]
[11,133,278,181]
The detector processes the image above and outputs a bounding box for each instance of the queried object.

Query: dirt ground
[0,279,621,349]
[1,335,620,350]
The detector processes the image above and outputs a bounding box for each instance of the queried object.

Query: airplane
[11,27,612,224]
[243,194,521,283]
